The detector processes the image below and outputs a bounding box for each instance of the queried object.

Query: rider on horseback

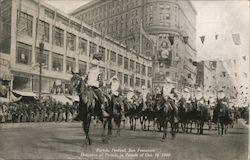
[87,54,109,117]
[109,75,124,114]
[163,78,178,111]
[141,85,149,110]
[195,87,206,110]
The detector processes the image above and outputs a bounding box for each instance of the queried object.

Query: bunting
[200,36,205,44]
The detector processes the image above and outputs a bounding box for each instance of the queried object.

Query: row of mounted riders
[71,75,237,145]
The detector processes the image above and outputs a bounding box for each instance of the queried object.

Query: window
[79,38,87,55]
[124,57,129,70]
[130,75,134,87]
[166,13,170,20]
[130,60,134,70]
[110,69,116,79]
[147,80,151,88]
[16,42,32,65]
[89,42,97,57]
[17,11,33,37]
[66,32,76,51]
[135,77,140,87]
[136,62,140,74]
[106,49,110,61]
[141,79,145,87]
[53,27,64,47]
[118,72,122,82]
[118,54,123,66]
[110,51,116,63]
[99,46,106,61]
[147,67,152,77]
[166,72,170,77]
[124,74,128,86]
[35,48,49,69]
[52,53,63,72]
[37,20,49,42]
[79,61,87,74]
[141,64,146,75]
[66,57,76,73]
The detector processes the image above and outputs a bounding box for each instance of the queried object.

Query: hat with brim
[142,85,146,90]
[91,59,100,65]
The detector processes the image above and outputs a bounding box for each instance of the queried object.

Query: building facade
[71,0,197,92]
[197,56,249,107]
[0,0,153,98]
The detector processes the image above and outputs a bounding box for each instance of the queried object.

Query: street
[0,120,248,160]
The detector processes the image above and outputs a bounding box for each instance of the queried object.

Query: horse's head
[70,71,87,93]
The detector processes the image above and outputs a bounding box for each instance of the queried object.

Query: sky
[45,0,250,61]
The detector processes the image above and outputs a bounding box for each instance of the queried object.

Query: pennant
[200,36,205,44]
[244,72,247,78]
[232,34,241,45]
[215,35,218,40]
[242,56,246,61]
[183,36,189,44]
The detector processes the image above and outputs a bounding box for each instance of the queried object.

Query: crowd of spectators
[0,100,78,123]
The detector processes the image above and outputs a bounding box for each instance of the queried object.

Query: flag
[232,34,241,45]
[200,36,205,44]
[215,35,218,40]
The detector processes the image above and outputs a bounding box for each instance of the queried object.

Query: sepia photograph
[0,0,249,159]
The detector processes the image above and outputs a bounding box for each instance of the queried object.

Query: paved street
[0,120,248,160]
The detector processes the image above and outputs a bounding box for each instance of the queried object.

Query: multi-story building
[197,56,249,107]
[71,0,197,92]
[0,0,153,99]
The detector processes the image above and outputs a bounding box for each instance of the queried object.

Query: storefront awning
[65,95,79,102]
[50,95,73,105]
[12,90,38,97]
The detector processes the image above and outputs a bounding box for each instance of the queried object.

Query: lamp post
[38,36,44,101]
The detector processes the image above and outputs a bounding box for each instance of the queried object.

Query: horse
[177,97,189,133]
[213,99,228,136]
[141,93,155,131]
[195,102,209,135]
[70,72,97,145]
[155,94,178,140]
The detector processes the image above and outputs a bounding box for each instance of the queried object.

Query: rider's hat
[91,59,100,66]
[142,85,146,90]
[196,87,202,92]
[184,88,189,93]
